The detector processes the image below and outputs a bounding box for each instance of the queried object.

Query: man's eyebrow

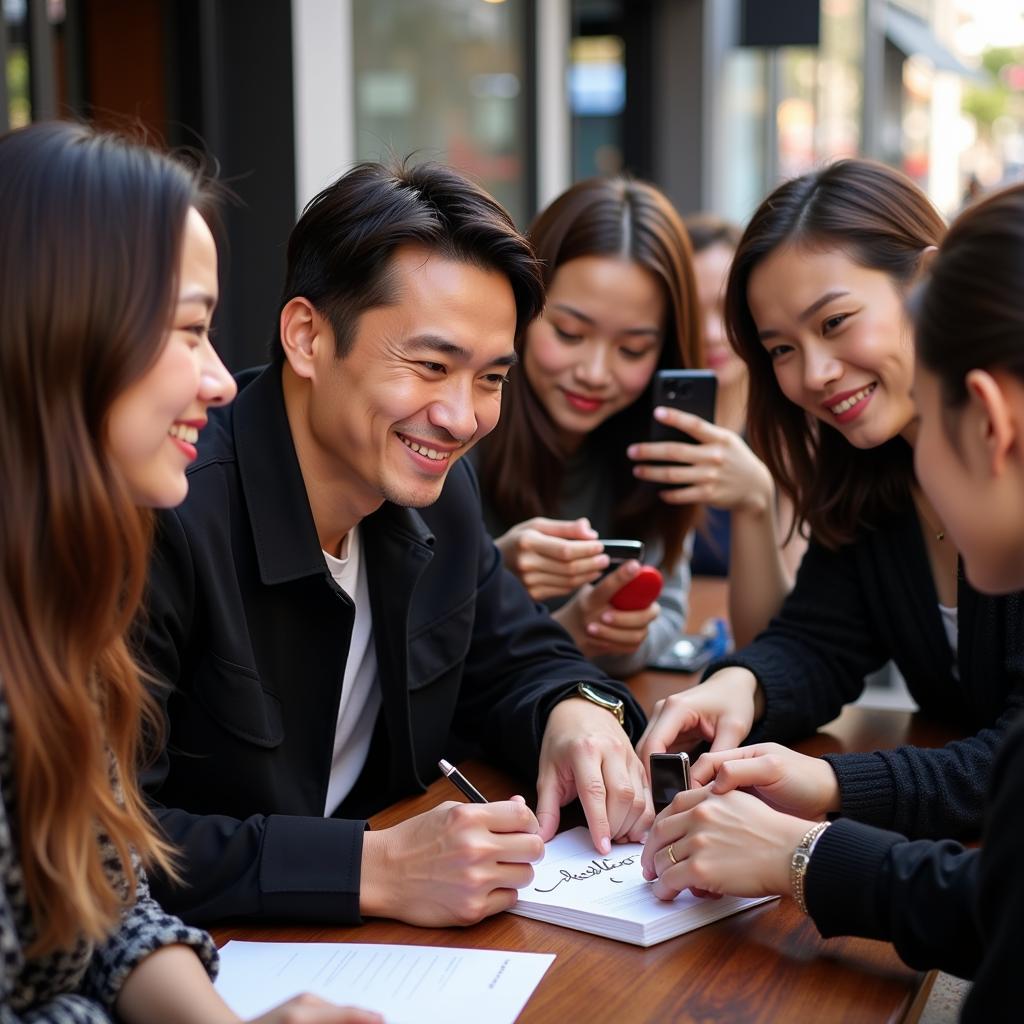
[178,289,217,312]
[406,334,518,367]
[758,290,850,341]
[551,303,660,337]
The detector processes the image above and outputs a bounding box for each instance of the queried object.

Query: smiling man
[139,160,652,929]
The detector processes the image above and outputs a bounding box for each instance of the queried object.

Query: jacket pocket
[195,651,284,748]
[407,594,475,690]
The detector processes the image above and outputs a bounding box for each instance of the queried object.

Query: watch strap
[576,682,626,727]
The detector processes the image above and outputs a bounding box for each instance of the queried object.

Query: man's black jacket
[138,364,645,925]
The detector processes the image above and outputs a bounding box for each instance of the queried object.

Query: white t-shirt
[939,601,959,679]
[322,526,381,815]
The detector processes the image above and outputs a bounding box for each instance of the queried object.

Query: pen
[438,758,488,803]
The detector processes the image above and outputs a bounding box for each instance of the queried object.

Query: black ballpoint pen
[438,758,488,803]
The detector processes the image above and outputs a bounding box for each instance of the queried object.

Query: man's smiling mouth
[397,433,457,462]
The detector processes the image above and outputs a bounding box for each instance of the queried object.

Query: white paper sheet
[509,827,777,946]
[214,941,555,1024]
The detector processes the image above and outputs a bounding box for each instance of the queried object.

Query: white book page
[516,827,776,929]
[214,941,555,1024]
[518,827,679,923]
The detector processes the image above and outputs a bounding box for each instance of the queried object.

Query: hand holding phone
[551,557,661,660]
[596,539,662,611]
[649,369,717,445]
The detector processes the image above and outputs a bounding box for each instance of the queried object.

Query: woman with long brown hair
[639,158,1024,842]
[0,121,376,1022]
[642,179,1024,1022]
[476,176,703,676]
[656,214,807,646]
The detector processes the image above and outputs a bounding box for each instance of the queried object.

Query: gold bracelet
[790,821,831,915]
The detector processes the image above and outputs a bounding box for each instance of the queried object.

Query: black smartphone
[650,751,691,813]
[650,369,718,445]
[595,538,644,581]
[598,539,644,564]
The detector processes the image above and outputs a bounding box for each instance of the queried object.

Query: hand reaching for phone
[552,560,661,658]
[493,516,609,601]
[689,743,841,820]
[637,667,763,760]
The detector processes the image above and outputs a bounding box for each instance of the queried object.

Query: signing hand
[690,743,841,820]
[641,786,811,901]
[628,408,775,513]
[637,667,762,764]
[493,516,609,601]
[552,560,660,658]
[536,697,653,851]
[359,797,544,926]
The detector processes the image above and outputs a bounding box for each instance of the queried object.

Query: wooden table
[213,690,948,1022]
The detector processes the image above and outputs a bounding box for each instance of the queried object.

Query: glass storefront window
[5,0,30,128]
[720,0,864,224]
[569,33,625,179]
[352,0,530,226]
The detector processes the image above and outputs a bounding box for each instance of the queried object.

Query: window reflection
[353,0,529,226]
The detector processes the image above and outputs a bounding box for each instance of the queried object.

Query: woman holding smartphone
[475,176,703,676]
[642,180,1024,1020]
[0,122,376,1023]
[633,213,807,645]
[639,158,1024,842]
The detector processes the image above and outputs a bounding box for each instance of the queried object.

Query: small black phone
[650,369,717,445]
[595,539,644,581]
[650,751,691,813]
[598,539,645,564]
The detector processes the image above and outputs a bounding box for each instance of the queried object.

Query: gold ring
[666,842,679,866]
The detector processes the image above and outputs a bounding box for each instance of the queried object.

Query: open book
[509,827,777,947]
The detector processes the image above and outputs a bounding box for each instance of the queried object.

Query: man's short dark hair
[273,159,544,361]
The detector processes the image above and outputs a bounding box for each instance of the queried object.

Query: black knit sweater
[805,713,1024,1020]
[705,498,1024,839]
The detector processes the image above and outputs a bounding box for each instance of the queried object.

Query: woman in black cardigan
[638,158,1024,841]
[641,179,1024,1022]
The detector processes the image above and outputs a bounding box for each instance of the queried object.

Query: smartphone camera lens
[666,388,678,400]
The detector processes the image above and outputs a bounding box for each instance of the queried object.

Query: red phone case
[610,566,664,611]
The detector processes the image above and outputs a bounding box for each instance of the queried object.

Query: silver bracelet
[790,821,831,915]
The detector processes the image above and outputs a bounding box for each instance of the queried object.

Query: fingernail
[587,623,600,635]
[601,611,614,624]
[654,406,669,420]
[599,837,611,855]
[595,554,610,567]
[626,444,639,458]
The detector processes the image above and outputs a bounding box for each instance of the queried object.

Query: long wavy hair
[0,121,207,955]
[477,177,703,569]
[725,159,946,548]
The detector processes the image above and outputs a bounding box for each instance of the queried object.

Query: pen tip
[438,758,454,774]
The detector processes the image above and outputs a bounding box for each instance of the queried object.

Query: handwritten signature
[534,854,638,893]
